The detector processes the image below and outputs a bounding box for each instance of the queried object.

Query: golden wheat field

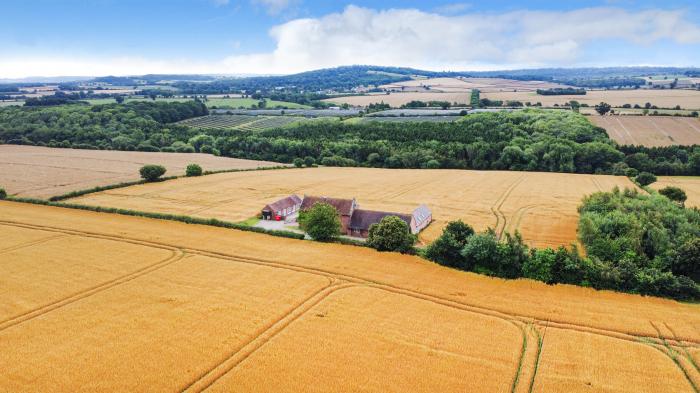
[0,145,283,198]
[651,176,700,207]
[70,167,635,248]
[324,91,472,107]
[0,201,698,392]
[481,89,700,109]
[589,115,700,147]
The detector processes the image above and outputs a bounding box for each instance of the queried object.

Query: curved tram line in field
[1,219,698,392]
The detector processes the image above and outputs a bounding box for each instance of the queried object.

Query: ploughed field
[0,145,283,198]
[589,115,700,147]
[1,201,698,392]
[652,176,700,207]
[69,167,636,248]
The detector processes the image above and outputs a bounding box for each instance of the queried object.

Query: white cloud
[252,0,293,15]
[434,3,472,15]
[2,5,700,77]
[219,5,700,74]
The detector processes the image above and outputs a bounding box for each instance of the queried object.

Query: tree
[293,158,304,168]
[367,216,416,253]
[115,95,125,104]
[425,220,475,267]
[0,187,6,199]
[425,159,440,169]
[304,156,316,167]
[140,165,167,182]
[303,203,341,241]
[595,102,612,116]
[658,186,687,205]
[670,238,700,282]
[635,172,657,186]
[185,163,203,177]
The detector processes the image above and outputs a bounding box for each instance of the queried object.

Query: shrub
[136,142,160,152]
[303,202,342,241]
[635,172,657,186]
[0,188,6,200]
[367,216,416,253]
[304,156,316,167]
[425,159,441,169]
[185,163,203,177]
[658,186,687,204]
[293,158,304,168]
[425,220,475,267]
[139,165,167,182]
[669,238,700,282]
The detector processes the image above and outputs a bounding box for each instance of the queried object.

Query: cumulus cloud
[3,5,700,77]
[222,5,700,73]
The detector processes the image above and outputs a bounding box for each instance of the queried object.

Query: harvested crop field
[380,77,568,93]
[323,92,471,107]
[481,89,700,109]
[0,145,283,198]
[651,176,700,207]
[589,115,700,147]
[69,167,636,248]
[1,201,698,392]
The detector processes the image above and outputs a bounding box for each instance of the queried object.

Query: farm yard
[67,167,636,248]
[651,176,700,207]
[178,114,321,130]
[0,201,698,392]
[0,145,283,199]
[589,115,700,147]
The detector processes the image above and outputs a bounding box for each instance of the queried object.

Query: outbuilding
[261,194,302,221]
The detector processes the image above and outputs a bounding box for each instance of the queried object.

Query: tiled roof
[263,194,302,212]
[349,209,412,231]
[412,204,432,223]
[301,195,355,216]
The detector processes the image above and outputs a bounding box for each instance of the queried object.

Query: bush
[303,202,342,241]
[185,163,203,177]
[0,188,6,199]
[136,142,160,152]
[635,172,657,186]
[293,158,304,168]
[139,165,167,182]
[658,186,687,204]
[425,159,441,169]
[304,156,316,167]
[367,216,416,253]
[425,220,475,267]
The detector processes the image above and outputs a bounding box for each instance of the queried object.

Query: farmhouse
[261,194,302,220]
[297,194,432,238]
[301,195,357,233]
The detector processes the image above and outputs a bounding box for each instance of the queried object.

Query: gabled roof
[412,204,432,223]
[349,209,412,231]
[263,194,302,212]
[301,195,355,216]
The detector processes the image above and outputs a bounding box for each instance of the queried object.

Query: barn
[301,195,357,234]
[261,194,302,221]
[349,209,412,238]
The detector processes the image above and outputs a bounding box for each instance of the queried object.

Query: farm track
[646,322,699,392]
[614,117,639,145]
[0,233,67,255]
[1,219,699,350]
[528,324,546,393]
[491,175,526,239]
[0,242,186,332]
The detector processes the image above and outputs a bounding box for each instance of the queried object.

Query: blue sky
[2,0,700,77]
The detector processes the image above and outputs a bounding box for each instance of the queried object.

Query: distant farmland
[482,89,700,109]
[323,92,471,107]
[178,115,320,130]
[651,176,700,207]
[379,77,569,93]
[589,115,700,147]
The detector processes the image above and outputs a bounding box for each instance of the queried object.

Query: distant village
[259,194,432,239]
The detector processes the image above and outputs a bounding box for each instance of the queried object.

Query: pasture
[68,167,636,248]
[0,145,282,198]
[0,201,698,392]
[589,115,700,147]
[651,176,700,207]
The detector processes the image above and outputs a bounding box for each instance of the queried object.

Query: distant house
[261,194,302,220]
[301,195,357,233]
[411,205,433,233]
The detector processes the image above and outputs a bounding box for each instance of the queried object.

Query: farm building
[301,195,357,233]
[261,194,302,220]
[349,210,413,238]
[297,194,432,238]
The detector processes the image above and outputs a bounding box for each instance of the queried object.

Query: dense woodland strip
[1,105,699,176]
